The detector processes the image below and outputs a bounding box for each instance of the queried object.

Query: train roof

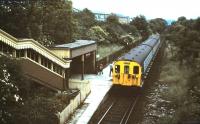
[118,34,160,65]
[141,35,159,47]
[118,44,152,65]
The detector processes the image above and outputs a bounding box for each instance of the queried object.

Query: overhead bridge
[0,29,71,91]
[0,29,97,91]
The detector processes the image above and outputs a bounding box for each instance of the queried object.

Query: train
[112,34,161,87]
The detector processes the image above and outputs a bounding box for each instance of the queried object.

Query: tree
[42,0,73,44]
[73,8,96,39]
[86,26,109,44]
[149,18,167,33]
[106,14,119,24]
[176,16,187,26]
[0,0,73,45]
[164,17,200,67]
[73,8,96,29]
[130,15,151,40]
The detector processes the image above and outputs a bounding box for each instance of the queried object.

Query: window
[35,54,39,62]
[133,66,139,74]
[53,64,57,72]
[124,66,129,74]
[27,49,31,58]
[31,50,35,60]
[115,65,120,73]
[0,42,3,52]
[47,61,51,69]
[41,57,46,66]
[16,50,25,58]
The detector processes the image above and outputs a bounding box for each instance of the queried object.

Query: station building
[0,29,97,91]
[50,40,97,79]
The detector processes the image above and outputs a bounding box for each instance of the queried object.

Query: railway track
[97,95,139,124]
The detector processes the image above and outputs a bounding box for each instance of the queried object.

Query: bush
[86,26,109,43]
[119,34,135,45]
[0,56,24,124]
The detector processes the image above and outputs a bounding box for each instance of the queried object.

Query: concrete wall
[69,79,91,102]
[50,49,70,59]
[58,93,81,124]
[58,79,91,124]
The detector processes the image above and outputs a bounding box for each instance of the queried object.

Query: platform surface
[67,64,113,124]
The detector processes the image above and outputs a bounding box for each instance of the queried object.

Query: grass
[96,43,124,60]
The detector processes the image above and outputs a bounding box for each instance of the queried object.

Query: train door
[123,65,131,86]
[113,64,120,84]
[133,66,140,86]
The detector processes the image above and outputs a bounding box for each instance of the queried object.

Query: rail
[122,96,139,124]
[97,101,115,124]
[97,96,139,124]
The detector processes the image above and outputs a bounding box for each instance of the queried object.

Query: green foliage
[42,0,73,44]
[119,34,136,45]
[130,15,151,40]
[86,26,109,43]
[12,89,70,124]
[160,17,200,122]
[73,8,142,45]
[149,18,167,33]
[73,8,96,40]
[158,53,200,123]
[106,14,119,24]
[164,18,200,68]
[0,55,23,124]
[0,0,73,45]
[0,55,71,124]
[120,24,140,36]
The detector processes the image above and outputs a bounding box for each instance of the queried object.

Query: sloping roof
[54,40,96,49]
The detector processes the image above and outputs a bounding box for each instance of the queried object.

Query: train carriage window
[115,65,120,73]
[133,66,139,74]
[124,66,129,74]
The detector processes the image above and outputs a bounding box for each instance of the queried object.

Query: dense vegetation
[0,0,167,46]
[157,17,200,123]
[73,9,140,45]
[0,56,24,124]
[0,0,73,46]
[0,55,71,124]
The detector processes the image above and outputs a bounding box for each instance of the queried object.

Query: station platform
[66,64,113,124]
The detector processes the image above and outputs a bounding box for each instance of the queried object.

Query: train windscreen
[133,66,139,74]
[115,65,120,73]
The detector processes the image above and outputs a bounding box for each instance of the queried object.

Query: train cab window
[133,66,139,74]
[115,65,120,73]
[124,66,129,74]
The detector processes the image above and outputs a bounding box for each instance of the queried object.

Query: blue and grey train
[112,34,161,87]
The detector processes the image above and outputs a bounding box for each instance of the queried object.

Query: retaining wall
[69,79,91,102]
[58,79,90,124]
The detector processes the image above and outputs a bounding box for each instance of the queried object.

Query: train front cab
[112,61,142,87]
